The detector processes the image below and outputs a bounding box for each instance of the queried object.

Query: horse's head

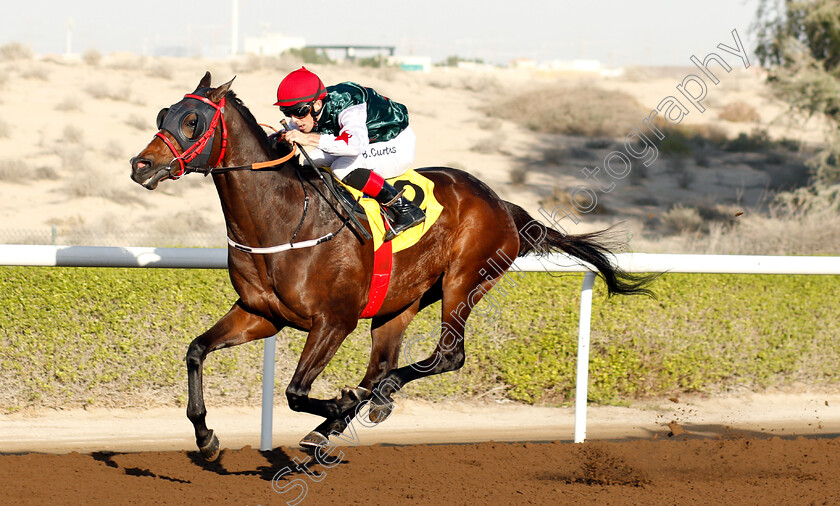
[130,72,234,189]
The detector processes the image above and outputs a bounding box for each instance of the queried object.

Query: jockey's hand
[281,129,319,148]
[267,132,284,153]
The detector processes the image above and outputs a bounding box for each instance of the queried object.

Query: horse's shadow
[186,448,291,481]
[186,446,346,482]
[90,447,328,483]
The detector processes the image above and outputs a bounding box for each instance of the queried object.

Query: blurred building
[243,33,306,56]
[389,55,432,72]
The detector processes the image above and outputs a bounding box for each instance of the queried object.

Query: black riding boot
[342,168,426,242]
[375,181,426,242]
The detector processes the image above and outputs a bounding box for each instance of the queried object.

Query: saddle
[322,168,443,253]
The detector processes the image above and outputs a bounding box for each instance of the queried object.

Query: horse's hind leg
[371,271,502,413]
[187,301,279,461]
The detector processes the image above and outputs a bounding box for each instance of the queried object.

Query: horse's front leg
[303,299,424,447]
[187,301,279,461]
[283,317,359,446]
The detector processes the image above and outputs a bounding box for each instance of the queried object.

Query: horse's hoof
[368,403,392,424]
[341,386,371,402]
[199,431,221,462]
[299,430,329,449]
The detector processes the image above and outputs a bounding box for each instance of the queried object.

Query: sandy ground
[0,53,826,246]
[3,392,840,454]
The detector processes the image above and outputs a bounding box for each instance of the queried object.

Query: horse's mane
[224,90,284,157]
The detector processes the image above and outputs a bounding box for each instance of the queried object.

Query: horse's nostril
[131,157,151,171]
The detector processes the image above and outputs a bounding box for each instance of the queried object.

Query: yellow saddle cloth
[339,169,443,252]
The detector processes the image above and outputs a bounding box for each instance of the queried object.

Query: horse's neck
[212,121,302,245]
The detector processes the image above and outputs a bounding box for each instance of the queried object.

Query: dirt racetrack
[4,395,840,504]
[3,436,840,504]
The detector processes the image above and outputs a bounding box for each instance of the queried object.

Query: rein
[181,147,298,176]
[154,91,361,254]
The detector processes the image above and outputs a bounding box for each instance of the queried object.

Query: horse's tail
[503,201,657,297]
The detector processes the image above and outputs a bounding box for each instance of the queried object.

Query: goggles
[280,102,313,119]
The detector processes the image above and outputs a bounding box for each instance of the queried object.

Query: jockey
[276,66,426,242]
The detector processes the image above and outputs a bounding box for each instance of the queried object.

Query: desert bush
[661,205,703,233]
[569,145,594,159]
[693,149,711,167]
[628,162,648,184]
[746,151,812,190]
[653,202,840,256]
[105,53,147,70]
[509,166,527,185]
[584,138,613,150]
[724,128,774,152]
[104,140,128,160]
[0,42,32,60]
[59,171,146,206]
[0,159,30,183]
[62,125,84,144]
[21,66,48,80]
[490,85,644,138]
[55,145,86,172]
[665,157,693,188]
[654,120,729,156]
[537,184,609,215]
[476,118,501,131]
[82,49,102,66]
[60,171,101,199]
[470,137,499,155]
[374,65,399,82]
[84,83,111,100]
[659,135,693,156]
[356,55,387,68]
[632,195,658,206]
[33,166,60,180]
[55,97,80,112]
[774,183,840,215]
[231,54,265,73]
[84,83,130,102]
[147,61,174,80]
[718,100,761,123]
[461,75,502,94]
[659,202,740,235]
[285,47,333,65]
[127,114,148,131]
[534,147,565,166]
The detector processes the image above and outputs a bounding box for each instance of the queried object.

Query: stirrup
[381,188,405,207]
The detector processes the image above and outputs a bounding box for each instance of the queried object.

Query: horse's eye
[182,112,203,141]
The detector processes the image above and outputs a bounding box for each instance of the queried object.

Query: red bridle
[155,94,228,179]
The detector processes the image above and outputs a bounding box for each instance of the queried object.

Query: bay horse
[129,73,654,461]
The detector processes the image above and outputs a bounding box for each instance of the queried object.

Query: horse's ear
[197,71,212,90]
[209,76,236,103]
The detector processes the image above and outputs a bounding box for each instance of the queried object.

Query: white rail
[2,244,839,447]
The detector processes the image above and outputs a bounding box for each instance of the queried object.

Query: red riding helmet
[274,67,327,107]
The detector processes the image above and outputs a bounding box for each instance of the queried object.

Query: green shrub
[2,267,840,412]
[725,129,775,152]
